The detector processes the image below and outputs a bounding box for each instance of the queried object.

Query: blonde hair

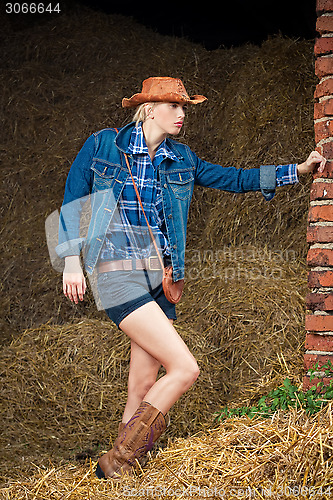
[132,102,158,127]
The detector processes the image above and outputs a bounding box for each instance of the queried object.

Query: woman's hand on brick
[63,255,86,303]
[297,151,327,175]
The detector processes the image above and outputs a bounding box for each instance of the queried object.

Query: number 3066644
[5,3,61,14]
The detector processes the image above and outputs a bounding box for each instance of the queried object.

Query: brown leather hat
[122,77,207,108]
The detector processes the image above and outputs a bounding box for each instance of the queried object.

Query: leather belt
[97,256,162,273]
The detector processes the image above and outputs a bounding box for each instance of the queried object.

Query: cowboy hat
[122,77,207,108]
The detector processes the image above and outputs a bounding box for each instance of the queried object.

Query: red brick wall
[303,0,333,390]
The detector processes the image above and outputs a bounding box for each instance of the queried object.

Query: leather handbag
[161,264,184,304]
[117,131,184,304]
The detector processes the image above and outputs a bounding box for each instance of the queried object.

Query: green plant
[213,360,333,423]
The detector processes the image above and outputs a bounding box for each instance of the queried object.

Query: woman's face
[149,102,186,135]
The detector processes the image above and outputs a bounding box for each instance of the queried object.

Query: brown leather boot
[117,415,170,438]
[115,414,170,469]
[95,401,168,479]
[117,422,126,437]
[109,422,126,449]
[107,422,126,459]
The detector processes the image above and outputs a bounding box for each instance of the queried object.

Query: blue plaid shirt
[99,124,299,261]
[99,123,175,260]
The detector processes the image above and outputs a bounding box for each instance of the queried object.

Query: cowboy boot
[95,401,168,479]
[109,422,126,448]
[115,421,150,469]
[116,413,170,468]
[117,415,170,439]
[117,422,126,437]
[118,415,170,437]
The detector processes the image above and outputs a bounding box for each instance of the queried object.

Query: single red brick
[314,77,333,98]
[305,313,333,331]
[314,101,324,120]
[317,14,333,34]
[308,269,333,287]
[305,334,333,351]
[304,353,333,373]
[314,37,333,56]
[322,141,333,159]
[307,247,333,266]
[315,56,333,78]
[307,224,333,242]
[310,182,333,200]
[323,98,333,115]
[314,118,333,142]
[308,204,333,222]
[306,291,333,310]
[317,0,333,14]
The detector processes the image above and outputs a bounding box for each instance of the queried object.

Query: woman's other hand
[63,255,86,303]
[297,151,327,175]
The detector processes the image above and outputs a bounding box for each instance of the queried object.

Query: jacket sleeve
[193,151,277,201]
[55,134,96,259]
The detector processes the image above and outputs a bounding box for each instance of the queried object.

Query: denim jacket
[56,122,278,281]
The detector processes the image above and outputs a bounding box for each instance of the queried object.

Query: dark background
[5,0,318,50]
[83,0,318,49]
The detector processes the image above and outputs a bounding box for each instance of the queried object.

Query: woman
[56,76,326,479]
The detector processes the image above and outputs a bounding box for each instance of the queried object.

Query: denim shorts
[96,265,177,328]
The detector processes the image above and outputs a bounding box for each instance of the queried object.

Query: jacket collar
[114,122,184,161]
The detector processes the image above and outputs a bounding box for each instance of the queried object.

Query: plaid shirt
[99,124,299,261]
[276,163,298,185]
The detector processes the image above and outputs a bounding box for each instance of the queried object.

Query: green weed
[213,360,333,422]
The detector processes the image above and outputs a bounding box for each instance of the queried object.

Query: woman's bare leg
[121,319,173,423]
[121,339,161,423]
[119,302,200,416]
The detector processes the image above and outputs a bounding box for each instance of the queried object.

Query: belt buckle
[148,256,161,271]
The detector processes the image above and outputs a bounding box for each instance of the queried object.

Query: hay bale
[1,405,332,499]
[0,319,129,484]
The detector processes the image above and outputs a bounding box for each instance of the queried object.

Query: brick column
[303,0,333,390]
